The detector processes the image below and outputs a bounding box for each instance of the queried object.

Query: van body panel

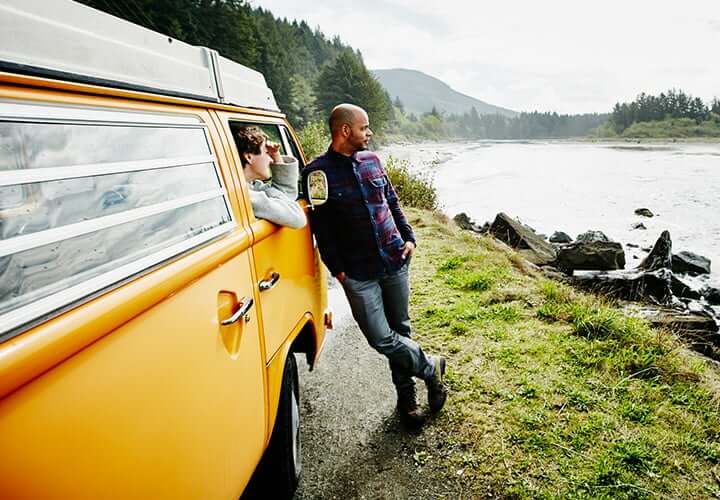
[0,257,265,500]
[0,58,326,498]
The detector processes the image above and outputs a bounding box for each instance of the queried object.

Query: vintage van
[0,1,329,499]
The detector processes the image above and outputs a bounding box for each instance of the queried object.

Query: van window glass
[0,119,233,340]
[0,197,229,319]
[0,122,209,170]
[0,162,219,239]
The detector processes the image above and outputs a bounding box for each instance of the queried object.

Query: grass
[403,207,720,499]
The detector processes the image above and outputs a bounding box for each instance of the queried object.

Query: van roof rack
[0,0,280,112]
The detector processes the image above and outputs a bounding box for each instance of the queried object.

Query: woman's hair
[236,126,268,167]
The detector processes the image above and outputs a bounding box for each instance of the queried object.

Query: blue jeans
[341,261,434,390]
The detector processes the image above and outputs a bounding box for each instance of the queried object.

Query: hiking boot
[397,385,424,426]
[425,356,447,413]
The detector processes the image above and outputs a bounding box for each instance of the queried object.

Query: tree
[286,75,317,129]
[315,51,392,134]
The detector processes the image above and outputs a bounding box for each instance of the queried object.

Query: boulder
[670,274,702,300]
[637,230,672,271]
[549,231,572,244]
[635,208,654,217]
[646,308,720,359]
[576,230,610,244]
[672,251,711,275]
[555,241,625,273]
[453,212,481,232]
[631,222,647,230]
[489,213,557,266]
[572,268,673,304]
[702,287,720,305]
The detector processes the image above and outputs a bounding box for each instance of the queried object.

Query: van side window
[0,106,235,341]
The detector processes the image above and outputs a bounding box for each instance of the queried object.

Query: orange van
[0,1,329,499]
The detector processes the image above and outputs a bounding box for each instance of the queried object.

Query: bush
[297,120,329,162]
[385,156,438,210]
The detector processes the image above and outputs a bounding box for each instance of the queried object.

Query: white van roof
[0,0,280,111]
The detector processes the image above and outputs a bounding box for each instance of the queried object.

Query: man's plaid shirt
[302,148,416,281]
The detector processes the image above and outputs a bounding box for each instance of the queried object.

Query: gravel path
[293,284,463,500]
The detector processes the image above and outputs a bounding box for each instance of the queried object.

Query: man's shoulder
[304,151,335,173]
[356,151,381,163]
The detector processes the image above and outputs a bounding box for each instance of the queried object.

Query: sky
[252,0,719,114]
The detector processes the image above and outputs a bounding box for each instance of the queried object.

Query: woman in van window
[236,126,306,229]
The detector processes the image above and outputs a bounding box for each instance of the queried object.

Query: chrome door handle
[221,297,254,325]
[258,272,280,291]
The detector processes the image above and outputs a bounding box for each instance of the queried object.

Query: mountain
[372,68,517,118]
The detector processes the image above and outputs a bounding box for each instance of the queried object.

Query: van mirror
[307,170,328,208]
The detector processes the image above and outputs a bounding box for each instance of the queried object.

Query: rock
[635,208,654,217]
[576,230,610,244]
[549,231,572,244]
[645,308,720,359]
[672,251,711,275]
[555,241,625,273]
[631,222,647,230]
[626,243,640,248]
[641,246,652,252]
[670,274,702,300]
[702,287,720,305]
[637,230,672,271]
[572,268,673,304]
[453,212,481,232]
[489,213,557,266]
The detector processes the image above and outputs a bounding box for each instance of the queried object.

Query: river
[380,140,720,291]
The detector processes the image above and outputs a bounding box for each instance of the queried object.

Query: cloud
[255,0,720,112]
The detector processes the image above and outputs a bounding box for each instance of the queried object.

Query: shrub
[385,156,438,210]
[297,120,329,162]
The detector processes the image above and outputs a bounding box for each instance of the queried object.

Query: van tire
[242,353,301,500]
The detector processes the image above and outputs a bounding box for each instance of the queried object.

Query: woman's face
[243,139,272,182]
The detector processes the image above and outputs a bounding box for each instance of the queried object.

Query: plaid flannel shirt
[303,148,416,281]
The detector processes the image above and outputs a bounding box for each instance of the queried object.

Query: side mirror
[307,170,328,209]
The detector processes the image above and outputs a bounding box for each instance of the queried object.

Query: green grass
[403,207,720,499]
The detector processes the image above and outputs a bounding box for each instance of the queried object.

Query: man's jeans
[341,261,434,390]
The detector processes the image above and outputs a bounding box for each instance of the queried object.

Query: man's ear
[243,152,253,165]
[341,123,351,137]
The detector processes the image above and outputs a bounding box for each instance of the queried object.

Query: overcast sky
[252,0,719,114]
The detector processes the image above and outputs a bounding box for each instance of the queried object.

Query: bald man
[302,104,447,424]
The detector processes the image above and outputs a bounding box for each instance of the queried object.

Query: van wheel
[242,353,301,500]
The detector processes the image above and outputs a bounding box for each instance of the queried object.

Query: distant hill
[372,68,517,117]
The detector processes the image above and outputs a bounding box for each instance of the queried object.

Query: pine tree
[315,51,392,133]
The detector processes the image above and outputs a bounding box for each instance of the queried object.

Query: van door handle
[258,272,280,291]
[221,297,254,325]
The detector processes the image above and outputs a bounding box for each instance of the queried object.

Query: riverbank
[403,207,720,498]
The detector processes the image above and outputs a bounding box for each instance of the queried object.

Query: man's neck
[330,140,356,157]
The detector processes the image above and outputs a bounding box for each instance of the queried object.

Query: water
[380,140,720,290]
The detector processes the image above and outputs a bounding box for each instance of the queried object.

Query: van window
[228,121,305,200]
[0,108,235,340]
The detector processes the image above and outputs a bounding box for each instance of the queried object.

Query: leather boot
[425,356,447,413]
[396,384,424,426]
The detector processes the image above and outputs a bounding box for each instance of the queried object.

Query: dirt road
[294,285,463,500]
